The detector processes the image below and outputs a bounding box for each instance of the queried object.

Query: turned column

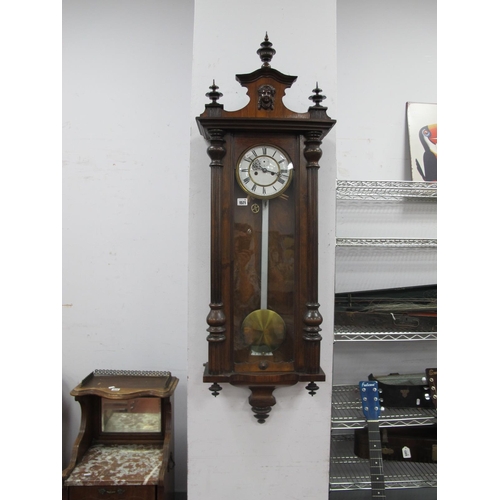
[302,129,324,381]
[205,127,227,380]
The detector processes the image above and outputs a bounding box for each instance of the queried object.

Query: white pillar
[188,1,337,498]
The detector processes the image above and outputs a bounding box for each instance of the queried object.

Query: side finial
[257,32,276,67]
[206,80,223,104]
[309,82,327,107]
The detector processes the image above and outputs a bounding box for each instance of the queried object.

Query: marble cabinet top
[65,444,164,486]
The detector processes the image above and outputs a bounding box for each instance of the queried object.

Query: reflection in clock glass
[241,309,286,355]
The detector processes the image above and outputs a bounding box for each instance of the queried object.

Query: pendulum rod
[260,199,269,310]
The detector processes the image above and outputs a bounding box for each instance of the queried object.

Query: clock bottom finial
[248,386,277,424]
[305,381,320,396]
[209,383,222,397]
[251,406,273,424]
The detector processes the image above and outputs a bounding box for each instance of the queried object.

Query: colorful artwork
[407,102,437,181]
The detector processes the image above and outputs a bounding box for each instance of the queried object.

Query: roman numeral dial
[236,145,293,199]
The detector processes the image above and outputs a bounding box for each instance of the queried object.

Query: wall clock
[196,34,336,423]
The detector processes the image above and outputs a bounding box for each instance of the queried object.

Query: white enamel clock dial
[236,145,293,199]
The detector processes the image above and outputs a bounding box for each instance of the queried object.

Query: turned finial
[257,33,276,67]
[309,82,327,107]
[206,80,223,104]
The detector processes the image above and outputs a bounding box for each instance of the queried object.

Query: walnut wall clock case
[196,35,335,423]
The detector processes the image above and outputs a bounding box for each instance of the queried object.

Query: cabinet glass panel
[101,398,161,433]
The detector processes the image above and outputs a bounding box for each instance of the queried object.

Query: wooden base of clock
[204,366,325,423]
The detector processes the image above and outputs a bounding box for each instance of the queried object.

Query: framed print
[407,102,437,181]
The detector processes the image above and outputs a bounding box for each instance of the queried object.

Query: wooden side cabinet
[62,370,178,500]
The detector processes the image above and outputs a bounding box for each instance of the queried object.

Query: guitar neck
[367,420,386,498]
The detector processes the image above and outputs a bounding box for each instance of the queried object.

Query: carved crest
[257,84,276,110]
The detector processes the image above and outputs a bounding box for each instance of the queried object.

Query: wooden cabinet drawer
[69,485,155,500]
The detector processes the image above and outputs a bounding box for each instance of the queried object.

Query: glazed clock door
[233,137,298,373]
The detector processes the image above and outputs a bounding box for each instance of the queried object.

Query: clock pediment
[236,66,297,87]
[197,34,335,128]
[234,66,302,119]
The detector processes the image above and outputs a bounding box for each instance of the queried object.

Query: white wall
[62,0,194,492]
[187,1,336,499]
